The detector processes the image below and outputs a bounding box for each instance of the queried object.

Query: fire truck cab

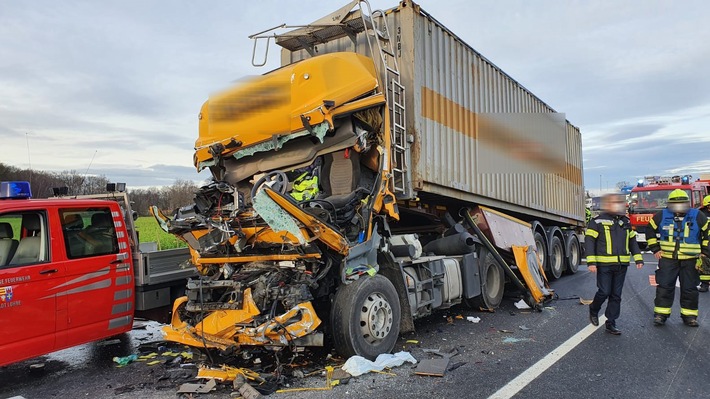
[628,175,710,248]
[0,181,135,366]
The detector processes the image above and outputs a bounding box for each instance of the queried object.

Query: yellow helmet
[667,189,689,203]
[703,195,710,207]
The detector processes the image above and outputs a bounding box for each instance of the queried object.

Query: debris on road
[112,354,138,366]
[341,351,417,377]
[502,337,533,344]
[519,325,531,331]
[414,358,449,377]
[514,299,531,309]
[177,378,217,394]
[579,298,593,305]
[467,316,481,323]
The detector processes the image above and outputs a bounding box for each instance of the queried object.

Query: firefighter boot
[653,314,667,326]
[699,282,709,292]
[683,317,699,327]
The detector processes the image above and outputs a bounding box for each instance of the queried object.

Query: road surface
[2,253,709,399]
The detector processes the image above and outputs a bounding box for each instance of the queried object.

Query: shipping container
[281,0,584,227]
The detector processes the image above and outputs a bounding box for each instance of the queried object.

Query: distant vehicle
[628,175,710,249]
[0,181,192,367]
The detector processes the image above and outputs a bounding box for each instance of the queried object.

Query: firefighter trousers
[590,264,628,324]
[654,258,700,319]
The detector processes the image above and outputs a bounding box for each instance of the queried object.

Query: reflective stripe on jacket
[585,213,643,265]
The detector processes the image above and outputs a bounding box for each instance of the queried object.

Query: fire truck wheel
[331,275,401,360]
[465,247,504,310]
[548,235,564,279]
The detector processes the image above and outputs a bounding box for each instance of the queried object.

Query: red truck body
[0,193,135,366]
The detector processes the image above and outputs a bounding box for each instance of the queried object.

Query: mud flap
[511,245,552,305]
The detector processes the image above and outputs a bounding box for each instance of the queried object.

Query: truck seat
[0,222,18,267]
[320,149,361,207]
[10,214,43,265]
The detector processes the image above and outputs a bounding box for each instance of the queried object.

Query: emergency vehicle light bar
[0,181,32,199]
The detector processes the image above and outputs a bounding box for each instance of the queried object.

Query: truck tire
[564,234,581,275]
[548,235,564,279]
[533,231,548,273]
[330,275,401,360]
[466,247,504,309]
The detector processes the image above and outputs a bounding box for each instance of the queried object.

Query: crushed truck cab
[157,0,584,360]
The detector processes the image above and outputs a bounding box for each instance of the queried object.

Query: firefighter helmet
[703,195,710,207]
[667,189,689,203]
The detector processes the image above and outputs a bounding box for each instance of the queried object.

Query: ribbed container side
[281,1,584,225]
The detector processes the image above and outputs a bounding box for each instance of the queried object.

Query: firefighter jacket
[585,213,643,265]
[645,208,710,260]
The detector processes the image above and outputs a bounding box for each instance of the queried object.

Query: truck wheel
[466,247,504,309]
[564,234,580,275]
[548,235,564,279]
[331,275,401,360]
[533,231,547,273]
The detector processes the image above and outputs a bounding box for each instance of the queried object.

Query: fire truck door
[0,211,60,366]
[57,207,131,348]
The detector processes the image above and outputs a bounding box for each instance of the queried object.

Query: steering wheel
[251,170,289,200]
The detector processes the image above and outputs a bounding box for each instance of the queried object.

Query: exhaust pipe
[422,232,477,256]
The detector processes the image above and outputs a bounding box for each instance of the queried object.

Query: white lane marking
[487,315,608,399]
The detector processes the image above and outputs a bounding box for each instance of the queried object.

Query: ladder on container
[358,2,411,198]
[248,0,412,198]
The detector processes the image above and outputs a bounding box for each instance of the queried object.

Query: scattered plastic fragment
[406,340,419,344]
[503,337,533,344]
[519,325,531,331]
[147,360,162,366]
[579,298,593,305]
[341,351,417,377]
[177,378,217,394]
[514,299,531,309]
[112,354,138,366]
[455,314,464,320]
[447,361,467,372]
[466,316,481,323]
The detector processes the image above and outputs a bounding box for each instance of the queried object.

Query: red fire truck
[0,181,191,366]
[628,175,710,248]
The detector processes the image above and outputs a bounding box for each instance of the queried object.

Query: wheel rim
[486,263,502,298]
[569,240,579,269]
[359,292,394,344]
[535,239,545,269]
[552,242,563,275]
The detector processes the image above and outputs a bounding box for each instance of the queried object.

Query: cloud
[2,0,710,192]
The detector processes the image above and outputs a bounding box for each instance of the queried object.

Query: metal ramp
[249,0,413,199]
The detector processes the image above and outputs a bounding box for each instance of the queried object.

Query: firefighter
[646,189,710,326]
[585,193,644,335]
[699,195,710,292]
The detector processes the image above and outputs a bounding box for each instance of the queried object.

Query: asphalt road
[2,252,710,399]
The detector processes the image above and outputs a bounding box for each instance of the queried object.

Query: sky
[2,1,710,194]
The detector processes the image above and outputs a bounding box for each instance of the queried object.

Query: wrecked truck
[154,0,585,359]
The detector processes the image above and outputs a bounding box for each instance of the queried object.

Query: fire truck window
[60,208,118,259]
[1,212,50,267]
